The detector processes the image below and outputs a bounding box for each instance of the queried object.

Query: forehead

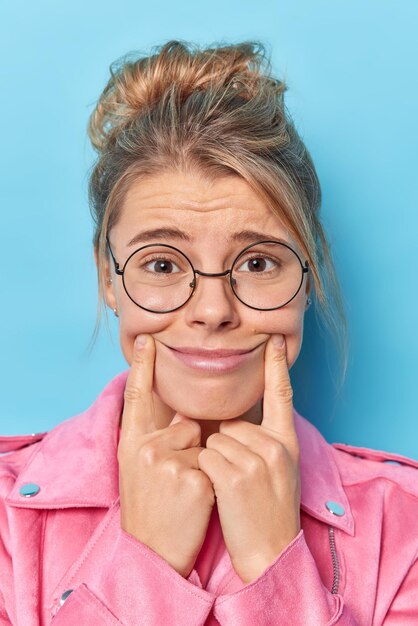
[115,171,293,244]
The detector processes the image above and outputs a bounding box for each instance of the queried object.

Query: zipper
[328,526,340,594]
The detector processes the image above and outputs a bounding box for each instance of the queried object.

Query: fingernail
[135,335,147,349]
[272,334,285,348]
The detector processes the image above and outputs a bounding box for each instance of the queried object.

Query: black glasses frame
[106,235,309,314]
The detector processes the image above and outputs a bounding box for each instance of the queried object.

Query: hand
[118,334,216,578]
[197,334,301,584]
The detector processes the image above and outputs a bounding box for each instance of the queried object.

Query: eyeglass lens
[122,241,304,312]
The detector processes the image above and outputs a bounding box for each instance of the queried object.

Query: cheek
[286,315,305,368]
[118,305,175,365]
[116,290,306,369]
[251,305,305,369]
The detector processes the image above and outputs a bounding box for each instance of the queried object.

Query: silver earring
[113,308,119,318]
[107,278,113,285]
[306,297,312,308]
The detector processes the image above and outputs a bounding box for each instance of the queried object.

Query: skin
[97,169,312,583]
[101,170,311,444]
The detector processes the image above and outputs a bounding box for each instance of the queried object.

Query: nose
[184,270,240,330]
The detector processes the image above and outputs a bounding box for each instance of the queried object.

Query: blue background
[1,1,417,458]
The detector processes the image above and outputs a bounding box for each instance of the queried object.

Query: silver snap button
[325,500,345,516]
[19,483,41,497]
[60,589,74,606]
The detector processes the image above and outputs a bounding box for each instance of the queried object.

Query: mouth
[168,346,258,357]
[161,343,262,373]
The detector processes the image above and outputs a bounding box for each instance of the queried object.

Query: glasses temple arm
[105,235,122,274]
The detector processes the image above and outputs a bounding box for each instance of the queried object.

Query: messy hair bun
[87,39,348,386]
[88,41,285,153]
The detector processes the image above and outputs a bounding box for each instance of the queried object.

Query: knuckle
[138,441,160,466]
[272,349,288,364]
[218,420,232,434]
[273,381,294,403]
[163,457,182,478]
[182,418,201,439]
[266,440,288,465]
[265,438,284,458]
[185,470,208,493]
[197,447,209,465]
[229,472,245,491]
[267,438,300,468]
[124,384,145,404]
[132,348,148,365]
[245,455,263,477]
[189,468,214,502]
[206,432,221,447]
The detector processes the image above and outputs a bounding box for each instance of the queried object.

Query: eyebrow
[127,227,290,247]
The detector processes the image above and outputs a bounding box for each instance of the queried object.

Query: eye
[236,254,279,273]
[142,255,182,274]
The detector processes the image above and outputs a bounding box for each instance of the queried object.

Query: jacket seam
[52,500,120,595]
[120,530,215,605]
[39,509,47,620]
[6,498,116,508]
[340,475,418,500]
[215,530,304,605]
[56,583,123,625]
[0,443,43,482]
[326,593,344,625]
[0,470,22,480]
[332,444,418,466]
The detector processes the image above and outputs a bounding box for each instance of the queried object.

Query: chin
[153,375,263,421]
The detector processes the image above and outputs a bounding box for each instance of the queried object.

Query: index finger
[122,334,157,436]
[261,334,296,440]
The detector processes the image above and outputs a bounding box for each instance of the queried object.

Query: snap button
[19,483,41,497]
[60,589,74,606]
[325,500,345,516]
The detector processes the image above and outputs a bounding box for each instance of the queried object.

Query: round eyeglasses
[106,236,309,314]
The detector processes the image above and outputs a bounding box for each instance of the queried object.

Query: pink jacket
[1,371,417,625]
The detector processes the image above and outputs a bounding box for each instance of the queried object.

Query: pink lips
[164,344,258,372]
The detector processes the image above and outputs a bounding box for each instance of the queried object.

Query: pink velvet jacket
[1,371,417,625]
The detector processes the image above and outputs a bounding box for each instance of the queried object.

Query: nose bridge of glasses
[194,268,231,278]
[190,268,236,289]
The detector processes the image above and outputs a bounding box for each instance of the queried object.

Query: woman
[0,40,417,625]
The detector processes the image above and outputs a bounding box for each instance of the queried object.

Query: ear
[94,247,117,311]
[305,272,312,298]
[304,272,313,311]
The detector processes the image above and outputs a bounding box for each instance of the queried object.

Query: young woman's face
[102,170,311,425]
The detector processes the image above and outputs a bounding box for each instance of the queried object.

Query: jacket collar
[6,371,354,535]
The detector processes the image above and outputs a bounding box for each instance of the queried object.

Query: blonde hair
[86,39,349,388]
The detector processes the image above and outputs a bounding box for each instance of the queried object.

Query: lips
[169,346,256,357]
[162,343,260,373]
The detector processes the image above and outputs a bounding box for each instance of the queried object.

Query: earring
[306,297,312,308]
[107,278,113,285]
[113,308,119,318]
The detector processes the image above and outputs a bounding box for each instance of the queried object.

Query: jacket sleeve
[51,503,215,625]
[212,530,360,626]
